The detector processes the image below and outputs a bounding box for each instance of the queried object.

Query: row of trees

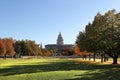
[14,40,57,57]
[0,38,55,58]
[76,9,120,64]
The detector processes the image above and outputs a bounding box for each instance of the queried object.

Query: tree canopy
[76,9,120,64]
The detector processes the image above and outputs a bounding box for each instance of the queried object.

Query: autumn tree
[74,43,81,56]
[0,39,6,56]
[74,42,88,59]
[2,38,15,58]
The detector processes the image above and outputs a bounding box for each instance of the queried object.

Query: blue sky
[0,0,120,47]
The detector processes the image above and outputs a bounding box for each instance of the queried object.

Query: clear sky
[0,0,120,47]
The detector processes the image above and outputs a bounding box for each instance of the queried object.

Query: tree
[74,42,81,56]
[61,48,73,56]
[0,39,6,56]
[3,38,15,58]
[76,9,120,64]
[14,40,42,56]
[41,49,51,56]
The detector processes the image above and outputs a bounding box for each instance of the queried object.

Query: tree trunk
[4,54,6,59]
[93,53,96,62]
[82,56,84,60]
[113,56,118,64]
[89,53,91,61]
[101,54,104,63]
[104,54,108,62]
[103,54,106,62]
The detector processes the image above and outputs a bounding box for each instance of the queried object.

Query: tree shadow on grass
[0,60,120,80]
[65,69,120,80]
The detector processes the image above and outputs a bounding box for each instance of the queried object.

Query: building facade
[45,32,73,55]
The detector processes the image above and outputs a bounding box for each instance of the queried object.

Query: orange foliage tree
[41,49,53,56]
[3,38,15,58]
[74,43,88,56]
[74,43,81,55]
[0,38,15,58]
[0,39,6,56]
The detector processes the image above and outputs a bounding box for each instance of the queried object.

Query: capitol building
[45,32,74,55]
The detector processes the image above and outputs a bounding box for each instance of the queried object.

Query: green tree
[76,9,120,64]
[14,40,42,56]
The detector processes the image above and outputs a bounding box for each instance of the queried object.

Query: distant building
[45,32,73,55]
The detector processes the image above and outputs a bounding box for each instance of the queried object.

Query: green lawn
[0,58,120,80]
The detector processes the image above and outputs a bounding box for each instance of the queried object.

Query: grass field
[0,58,120,80]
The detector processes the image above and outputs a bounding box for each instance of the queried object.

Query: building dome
[57,32,64,45]
[45,32,73,55]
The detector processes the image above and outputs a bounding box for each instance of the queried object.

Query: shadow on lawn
[0,60,120,80]
[65,69,120,80]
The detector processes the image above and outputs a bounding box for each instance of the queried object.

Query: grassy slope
[0,58,120,80]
